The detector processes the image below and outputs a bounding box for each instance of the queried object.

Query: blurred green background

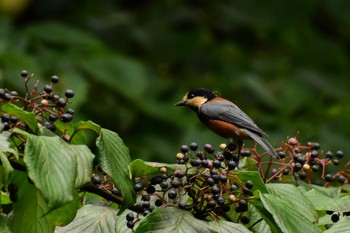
[0,0,349,163]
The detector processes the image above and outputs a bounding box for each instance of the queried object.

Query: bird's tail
[246,131,280,158]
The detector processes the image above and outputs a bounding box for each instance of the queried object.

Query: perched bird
[175,88,279,158]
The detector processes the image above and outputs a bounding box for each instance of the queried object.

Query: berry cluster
[264,137,349,186]
[128,142,255,229]
[326,210,350,224]
[0,70,75,137]
[90,166,122,198]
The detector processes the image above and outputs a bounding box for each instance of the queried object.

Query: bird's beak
[175,100,186,106]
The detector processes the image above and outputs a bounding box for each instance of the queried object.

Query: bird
[175,88,279,158]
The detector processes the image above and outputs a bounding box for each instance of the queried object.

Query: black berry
[57,98,66,107]
[20,70,29,78]
[181,145,189,153]
[111,188,121,196]
[91,175,101,185]
[331,214,339,223]
[245,180,254,189]
[325,151,333,159]
[227,160,236,170]
[240,216,250,224]
[335,150,344,159]
[278,151,286,159]
[44,85,53,94]
[204,144,214,153]
[325,174,333,182]
[126,213,134,221]
[134,182,144,192]
[168,189,177,199]
[61,113,73,123]
[50,75,59,83]
[189,142,198,151]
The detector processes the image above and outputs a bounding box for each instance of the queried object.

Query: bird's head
[175,88,217,110]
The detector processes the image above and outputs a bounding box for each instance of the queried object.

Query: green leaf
[128,159,186,178]
[0,152,13,184]
[135,207,215,233]
[74,121,101,135]
[8,171,55,233]
[209,221,252,233]
[234,171,268,194]
[46,192,80,226]
[260,193,321,233]
[0,213,10,233]
[305,188,350,212]
[324,217,350,233]
[70,145,95,188]
[96,128,135,210]
[55,204,119,233]
[0,102,38,133]
[266,183,318,222]
[249,199,280,233]
[24,132,77,208]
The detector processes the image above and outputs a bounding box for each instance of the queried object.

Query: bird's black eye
[188,93,195,99]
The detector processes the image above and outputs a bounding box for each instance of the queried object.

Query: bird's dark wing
[200,99,266,136]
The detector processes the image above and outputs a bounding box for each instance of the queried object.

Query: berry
[229,194,236,202]
[326,210,334,215]
[180,145,189,153]
[204,144,214,153]
[227,143,236,151]
[288,137,298,146]
[207,177,215,187]
[271,168,278,175]
[333,159,340,166]
[230,184,239,191]
[303,164,310,170]
[20,70,29,78]
[61,113,73,123]
[126,213,134,221]
[50,75,59,83]
[8,184,18,194]
[325,174,333,182]
[150,176,162,185]
[160,181,168,190]
[219,175,227,184]
[174,169,184,178]
[240,149,251,157]
[57,98,66,107]
[311,142,320,150]
[126,221,134,229]
[171,179,181,188]
[168,189,177,199]
[240,216,250,224]
[278,151,286,159]
[227,160,236,170]
[299,171,306,180]
[211,174,220,183]
[217,197,225,205]
[146,185,156,194]
[201,160,209,168]
[311,165,319,172]
[91,175,101,185]
[211,185,221,195]
[337,175,346,184]
[10,91,18,96]
[238,199,248,212]
[325,151,333,159]
[176,152,184,160]
[245,180,254,190]
[3,93,11,101]
[2,122,10,131]
[65,89,74,98]
[66,108,75,115]
[310,150,319,158]
[219,143,227,150]
[49,114,58,122]
[134,182,144,192]
[243,187,253,196]
[189,142,198,151]
[160,167,167,174]
[111,188,121,196]
[335,150,344,159]
[213,160,221,168]
[331,214,339,223]
[9,116,18,124]
[142,201,150,209]
[44,85,52,94]
[44,122,56,131]
[190,159,201,167]
[1,114,9,122]
[293,163,302,172]
[155,199,163,207]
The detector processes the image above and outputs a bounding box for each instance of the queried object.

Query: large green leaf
[96,128,135,210]
[324,217,350,233]
[0,102,38,132]
[266,183,318,222]
[0,213,10,233]
[305,189,350,212]
[128,159,186,178]
[135,207,251,233]
[71,145,95,188]
[55,204,120,233]
[8,171,55,233]
[24,133,77,208]
[260,193,321,233]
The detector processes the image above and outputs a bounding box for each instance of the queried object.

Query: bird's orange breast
[202,119,250,139]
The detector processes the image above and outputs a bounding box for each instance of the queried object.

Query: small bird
[175,88,279,158]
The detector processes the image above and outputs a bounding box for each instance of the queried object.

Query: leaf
[96,128,135,210]
[8,171,55,233]
[0,152,13,184]
[74,121,101,135]
[55,204,119,233]
[135,207,215,233]
[210,221,252,233]
[0,213,10,233]
[266,183,318,222]
[70,145,95,188]
[260,193,321,233]
[249,199,280,233]
[0,102,38,132]
[24,132,77,208]
[305,189,350,212]
[128,159,186,178]
[234,171,268,194]
[324,217,350,233]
